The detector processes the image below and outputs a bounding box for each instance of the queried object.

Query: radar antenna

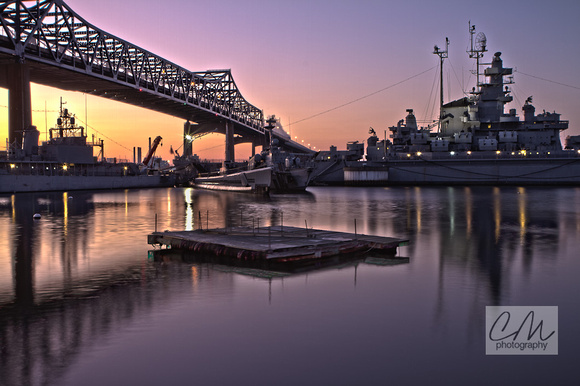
[468,22,487,92]
[475,32,487,52]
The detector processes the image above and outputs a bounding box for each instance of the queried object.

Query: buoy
[33,213,41,219]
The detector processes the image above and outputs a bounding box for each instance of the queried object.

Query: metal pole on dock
[155,213,157,233]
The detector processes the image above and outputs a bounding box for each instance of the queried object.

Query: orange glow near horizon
[0,84,257,163]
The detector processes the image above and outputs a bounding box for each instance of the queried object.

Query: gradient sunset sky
[1,0,579,162]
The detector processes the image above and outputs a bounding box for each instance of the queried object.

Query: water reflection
[0,186,578,385]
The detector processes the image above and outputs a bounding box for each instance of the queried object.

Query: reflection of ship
[1,101,176,193]
[311,24,580,185]
[192,116,312,193]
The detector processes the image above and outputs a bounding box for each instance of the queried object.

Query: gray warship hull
[385,156,580,185]
[310,154,580,186]
[0,166,176,193]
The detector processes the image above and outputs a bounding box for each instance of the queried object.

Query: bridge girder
[0,0,264,137]
[0,0,315,156]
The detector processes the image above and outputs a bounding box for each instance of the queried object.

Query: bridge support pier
[224,121,234,168]
[183,121,192,157]
[5,62,32,153]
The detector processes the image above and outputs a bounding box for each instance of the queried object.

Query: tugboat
[311,23,580,185]
[0,100,175,193]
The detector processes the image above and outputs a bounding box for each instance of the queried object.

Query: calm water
[0,186,579,385]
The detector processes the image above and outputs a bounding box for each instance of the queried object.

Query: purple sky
[3,0,580,160]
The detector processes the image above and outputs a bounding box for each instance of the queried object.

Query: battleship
[310,24,580,186]
[1,102,176,193]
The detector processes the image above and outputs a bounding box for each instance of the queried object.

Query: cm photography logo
[486,306,558,355]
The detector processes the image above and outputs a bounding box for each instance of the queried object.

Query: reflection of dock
[148,226,409,265]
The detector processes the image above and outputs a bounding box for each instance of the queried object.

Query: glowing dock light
[496,150,501,155]
[62,164,68,171]
[467,151,472,155]
[416,152,422,156]
[407,153,411,158]
[450,151,455,156]
[10,164,15,169]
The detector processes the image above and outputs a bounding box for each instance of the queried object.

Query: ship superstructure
[383,25,569,158]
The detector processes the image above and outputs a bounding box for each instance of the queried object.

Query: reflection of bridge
[0,0,311,161]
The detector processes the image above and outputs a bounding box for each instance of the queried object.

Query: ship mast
[433,37,449,133]
[468,22,487,93]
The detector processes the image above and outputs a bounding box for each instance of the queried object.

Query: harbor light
[10,164,15,169]
[417,152,422,156]
[496,150,501,155]
[62,164,68,171]
[407,153,411,158]
[467,151,472,155]
[450,151,455,156]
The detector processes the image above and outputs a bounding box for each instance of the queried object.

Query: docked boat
[310,24,580,186]
[0,102,176,193]
[192,146,311,193]
[192,166,273,193]
[192,116,312,193]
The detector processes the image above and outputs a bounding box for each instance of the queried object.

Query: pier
[148,226,408,268]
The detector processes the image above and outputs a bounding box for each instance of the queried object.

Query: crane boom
[142,136,162,167]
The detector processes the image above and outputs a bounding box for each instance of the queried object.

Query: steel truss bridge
[0,0,311,158]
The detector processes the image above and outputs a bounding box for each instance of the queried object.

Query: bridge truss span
[0,0,264,134]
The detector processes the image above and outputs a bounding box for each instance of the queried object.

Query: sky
[1,0,579,162]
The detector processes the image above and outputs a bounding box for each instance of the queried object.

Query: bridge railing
[0,0,264,132]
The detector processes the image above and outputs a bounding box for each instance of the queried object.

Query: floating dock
[148,226,408,267]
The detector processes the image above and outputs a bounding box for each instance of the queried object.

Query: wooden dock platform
[147,226,409,264]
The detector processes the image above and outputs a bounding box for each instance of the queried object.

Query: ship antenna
[433,37,449,133]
